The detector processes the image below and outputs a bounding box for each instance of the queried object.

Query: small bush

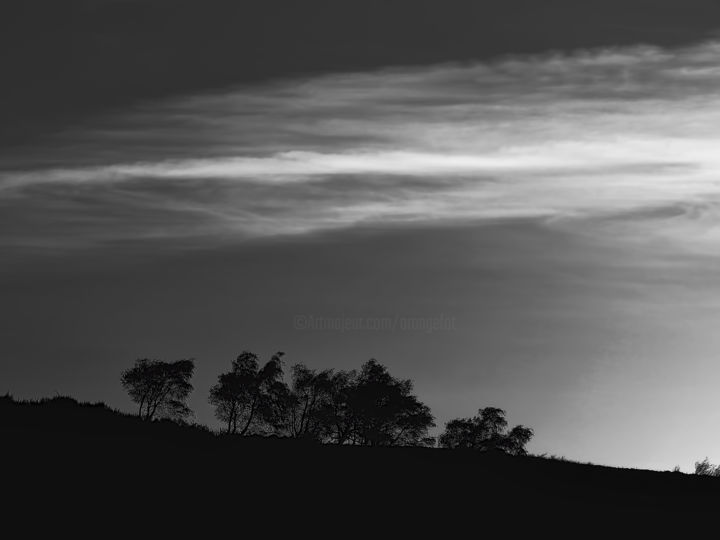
[694,458,720,476]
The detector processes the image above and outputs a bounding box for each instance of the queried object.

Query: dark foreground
[2,396,718,534]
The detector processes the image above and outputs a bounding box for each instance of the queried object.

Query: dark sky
[4,0,720,470]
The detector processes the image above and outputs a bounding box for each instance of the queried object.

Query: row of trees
[121,353,533,454]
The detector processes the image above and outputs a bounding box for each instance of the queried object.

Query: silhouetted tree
[345,359,435,446]
[120,358,194,421]
[283,364,334,439]
[316,369,357,444]
[208,351,288,435]
[208,351,257,434]
[502,425,534,455]
[439,407,533,455]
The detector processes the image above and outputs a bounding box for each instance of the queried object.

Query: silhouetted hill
[2,395,718,533]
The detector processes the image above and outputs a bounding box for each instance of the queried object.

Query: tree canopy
[438,407,533,455]
[345,360,435,447]
[208,351,287,435]
[283,364,335,440]
[120,358,195,421]
[208,357,435,446]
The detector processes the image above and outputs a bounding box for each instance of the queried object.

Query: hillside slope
[2,395,718,532]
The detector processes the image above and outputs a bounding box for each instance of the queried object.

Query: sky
[4,0,720,471]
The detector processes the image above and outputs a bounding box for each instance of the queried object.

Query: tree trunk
[239,400,258,436]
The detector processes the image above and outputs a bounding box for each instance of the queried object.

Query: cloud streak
[5,40,720,248]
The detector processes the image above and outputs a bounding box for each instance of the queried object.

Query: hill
[2,395,718,533]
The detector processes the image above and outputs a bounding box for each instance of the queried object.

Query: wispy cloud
[5,40,720,248]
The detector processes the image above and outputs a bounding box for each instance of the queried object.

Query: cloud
[5,39,720,249]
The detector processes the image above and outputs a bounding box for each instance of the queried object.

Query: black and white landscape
[4,1,720,528]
